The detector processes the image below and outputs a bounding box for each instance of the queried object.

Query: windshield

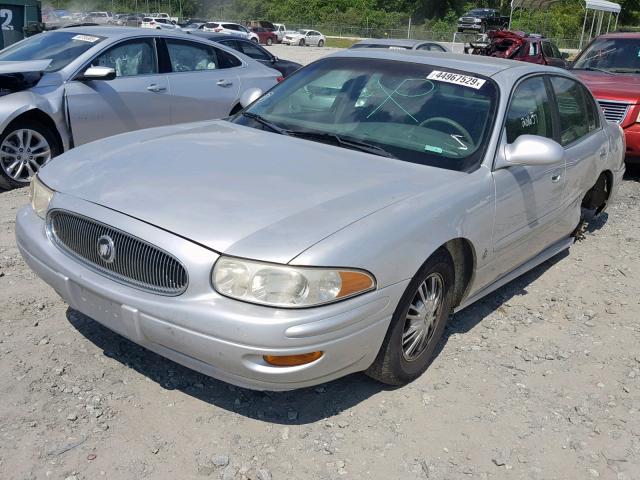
[298,30,309,34]
[467,9,491,17]
[573,37,640,73]
[0,31,105,71]
[231,57,498,171]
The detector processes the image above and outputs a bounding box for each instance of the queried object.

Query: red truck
[571,32,640,163]
[250,26,278,46]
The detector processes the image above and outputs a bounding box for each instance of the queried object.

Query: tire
[0,120,61,190]
[582,172,610,216]
[266,37,273,46]
[251,37,258,43]
[299,39,305,46]
[317,39,324,47]
[366,249,454,386]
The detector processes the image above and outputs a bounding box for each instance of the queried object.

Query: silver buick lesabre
[17,50,625,391]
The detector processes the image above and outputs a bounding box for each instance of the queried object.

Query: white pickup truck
[273,23,288,42]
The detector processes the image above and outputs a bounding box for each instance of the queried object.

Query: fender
[0,89,71,151]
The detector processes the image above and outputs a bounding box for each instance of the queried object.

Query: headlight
[474,18,482,23]
[29,175,55,219]
[212,257,375,308]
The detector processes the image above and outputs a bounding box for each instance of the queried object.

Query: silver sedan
[0,27,280,188]
[17,50,625,391]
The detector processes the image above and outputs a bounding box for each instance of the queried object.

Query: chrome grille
[597,99,631,124]
[47,210,188,296]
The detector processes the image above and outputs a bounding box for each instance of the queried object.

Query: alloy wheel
[401,273,444,361]
[0,129,52,183]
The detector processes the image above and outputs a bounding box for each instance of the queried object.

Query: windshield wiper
[241,112,290,135]
[287,130,397,159]
[608,68,640,74]
[575,66,615,75]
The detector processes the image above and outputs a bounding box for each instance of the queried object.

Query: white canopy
[511,0,620,12]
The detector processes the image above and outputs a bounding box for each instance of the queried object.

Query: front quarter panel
[291,166,495,296]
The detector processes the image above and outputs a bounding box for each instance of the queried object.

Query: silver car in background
[17,50,625,391]
[0,27,280,188]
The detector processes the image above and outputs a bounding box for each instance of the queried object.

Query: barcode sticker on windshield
[72,35,100,43]
[427,70,486,90]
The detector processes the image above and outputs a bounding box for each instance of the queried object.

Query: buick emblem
[97,235,115,263]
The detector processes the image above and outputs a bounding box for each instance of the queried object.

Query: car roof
[53,26,194,39]
[192,32,248,41]
[355,38,443,48]
[331,48,545,77]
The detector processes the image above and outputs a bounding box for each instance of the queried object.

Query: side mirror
[497,135,564,169]
[77,66,116,81]
[239,87,263,108]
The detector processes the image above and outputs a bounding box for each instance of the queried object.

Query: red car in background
[571,32,640,163]
[251,27,277,46]
[468,30,568,69]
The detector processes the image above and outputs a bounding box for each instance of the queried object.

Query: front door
[491,75,566,277]
[66,37,170,146]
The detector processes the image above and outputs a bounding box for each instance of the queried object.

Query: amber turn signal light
[338,271,375,298]
[263,351,323,367]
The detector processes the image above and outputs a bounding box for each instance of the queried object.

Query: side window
[550,43,562,58]
[238,40,270,61]
[91,39,157,77]
[219,39,240,52]
[166,39,217,72]
[550,76,597,145]
[541,41,554,58]
[505,76,554,144]
[215,47,242,68]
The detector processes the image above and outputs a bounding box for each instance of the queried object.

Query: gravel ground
[1,46,639,480]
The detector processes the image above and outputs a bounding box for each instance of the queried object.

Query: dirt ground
[1,46,639,480]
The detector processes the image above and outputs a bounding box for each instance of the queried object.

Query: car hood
[0,60,53,95]
[572,70,640,102]
[39,121,463,264]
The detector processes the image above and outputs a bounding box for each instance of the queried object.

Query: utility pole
[408,16,411,39]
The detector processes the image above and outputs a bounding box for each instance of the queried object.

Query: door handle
[146,84,166,93]
[216,79,233,87]
[551,174,562,183]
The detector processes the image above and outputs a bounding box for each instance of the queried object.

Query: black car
[192,32,301,77]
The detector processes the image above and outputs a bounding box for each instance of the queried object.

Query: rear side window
[505,76,553,144]
[216,48,242,68]
[205,22,218,28]
[550,76,598,145]
[166,39,218,71]
[541,41,554,58]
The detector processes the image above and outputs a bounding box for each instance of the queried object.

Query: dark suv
[458,8,509,33]
[468,30,568,69]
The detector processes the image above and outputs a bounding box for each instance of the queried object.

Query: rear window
[142,17,153,22]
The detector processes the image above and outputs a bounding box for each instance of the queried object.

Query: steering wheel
[419,117,474,147]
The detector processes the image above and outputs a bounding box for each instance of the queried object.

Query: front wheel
[299,39,305,46]
[367,249,454,386]
[251,37,258,43]
[317,39,324,47]
[0,121,60,189]
[266,37,273,46]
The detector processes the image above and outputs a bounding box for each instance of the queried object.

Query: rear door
[65,37,171,146]
[492,75,566,272]
[549,75,606,210]
[161,37,241,123]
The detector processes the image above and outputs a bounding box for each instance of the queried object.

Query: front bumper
[16,195,404,391]
[459,23,482,30]
[282,38,298,45]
